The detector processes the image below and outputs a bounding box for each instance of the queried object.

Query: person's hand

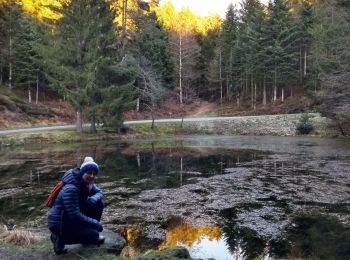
[86,196,98,206]
[96,222,103,232]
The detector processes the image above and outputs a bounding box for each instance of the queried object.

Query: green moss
[130,122,181,135]
[0,239,123,259]
[0,239,191,260]
[141,246,192,260]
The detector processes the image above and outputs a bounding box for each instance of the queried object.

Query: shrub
[296,113,314,135]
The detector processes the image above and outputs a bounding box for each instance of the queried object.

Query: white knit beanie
[80,156,99,176]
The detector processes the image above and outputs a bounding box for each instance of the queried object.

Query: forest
[0,0,349,134]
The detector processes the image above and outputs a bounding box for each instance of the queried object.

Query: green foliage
[39,0,135,131]
[97,63,135,128]
[128,10,174,89]
[0,0,22,86]
[296,113,314,134]
[309,0,350,134]
[13,14,39,88]
[287,213,350,260]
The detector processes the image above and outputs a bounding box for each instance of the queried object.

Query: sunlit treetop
[111,0,139,30]
[21,0,63,20]
[156,1,222,35]
[286,0,317,12]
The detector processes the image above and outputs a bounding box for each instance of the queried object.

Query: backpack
[47,181,65,207]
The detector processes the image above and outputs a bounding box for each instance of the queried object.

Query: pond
[0,136,349,259]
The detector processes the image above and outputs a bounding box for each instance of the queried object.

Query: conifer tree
[40,0,126,132]
[295,1,315,85]
[263,0,298,102]
[237,0,265,108]
[221,4,239,102]
[310,0,350,134]
[128,9,173,111]
[129,9,174,89]
[13,14,39,102]
[0,0,22,88]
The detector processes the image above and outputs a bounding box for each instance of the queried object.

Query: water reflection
[102,146,267,190]
[0,136,349,259]
[119,211,350,259]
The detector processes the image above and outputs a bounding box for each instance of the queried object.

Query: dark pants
[50,200,104,245]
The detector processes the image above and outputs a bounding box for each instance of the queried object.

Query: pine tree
[236,0,265,108]
[263,0,298,103]
[40,0,124,132]
[128,11,173,113]
[220,4,239,102]
[128,9,174,90]
[197,27,218,100]
[13,14,39,102]
[0,0,22,88]
[295,1,315,85]
[310,0,350,134]
[96,62,135,129]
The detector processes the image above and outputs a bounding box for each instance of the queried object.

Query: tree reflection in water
[220,207,350,260]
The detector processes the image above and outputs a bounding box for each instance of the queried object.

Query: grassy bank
[126,113,338,137]
[0,130,129,147]
[0,238,191,260]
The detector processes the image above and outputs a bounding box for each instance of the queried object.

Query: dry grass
[0,225,42,245]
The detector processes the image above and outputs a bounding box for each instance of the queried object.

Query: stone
[63,229,126,255]
[141,246,192,259]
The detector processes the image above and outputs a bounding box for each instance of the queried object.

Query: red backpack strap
[47,181,64,207]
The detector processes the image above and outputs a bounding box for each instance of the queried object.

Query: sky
[159,0,269,18]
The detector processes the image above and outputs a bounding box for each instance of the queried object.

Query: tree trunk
[304,49,307,77]
[281,87,284,103]
[28,86,31,103]
[273,69,277,102]
[136,153,140,169]
[299,47,302,83]
[180,156,183,186]
[9,34,13,89]
[251,77,254,109]
[0,63,3,84]
[151,142,155,175]
[43,82,46,103]
[36,75,39,104]
[136,97,140,112]
[90,111,96,133]
[219,49,223,105]
[76,110,83,132]
[121,0,127,48]
[263,75,266,106]
[151,110,155,130]
[179,34,183,104]
[254,83,257,110]
[245,72,248,97]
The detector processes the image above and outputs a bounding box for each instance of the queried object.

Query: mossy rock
[140,246,192,259]
[0,94,18,112]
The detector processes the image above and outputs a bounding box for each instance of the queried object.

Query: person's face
[82,170,97,184]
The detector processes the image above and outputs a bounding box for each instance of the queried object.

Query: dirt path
[191,101,216,117]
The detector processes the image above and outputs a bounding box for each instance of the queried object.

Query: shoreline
[0,113,344,147]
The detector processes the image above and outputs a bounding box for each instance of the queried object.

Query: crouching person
[48,156,104,254]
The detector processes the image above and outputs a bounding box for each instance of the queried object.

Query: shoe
[96,235,105,245]
[50,233,67,255]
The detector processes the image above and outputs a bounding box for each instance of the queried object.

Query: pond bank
[0,229,191,259]
[0,130,140,147]
[127,113,339,137]
[0,113,342,147]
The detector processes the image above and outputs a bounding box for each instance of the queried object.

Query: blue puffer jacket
[47,168,103,231]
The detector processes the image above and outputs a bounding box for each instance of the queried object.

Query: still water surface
[0,136,349,259]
